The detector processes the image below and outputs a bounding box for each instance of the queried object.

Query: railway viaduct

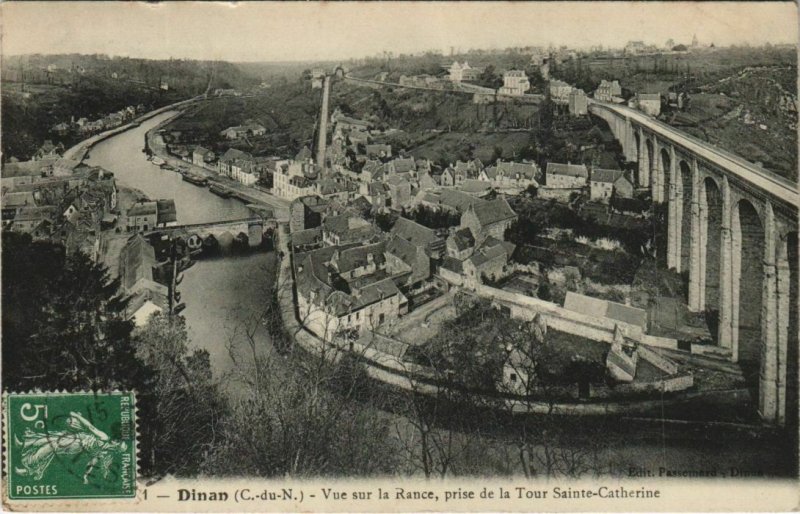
[590,99,798,425]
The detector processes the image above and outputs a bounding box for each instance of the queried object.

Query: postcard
[1,1,798,512]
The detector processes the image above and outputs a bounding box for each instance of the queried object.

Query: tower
[316,74,331,172]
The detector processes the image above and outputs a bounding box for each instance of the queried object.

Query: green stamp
[4,391,137,500]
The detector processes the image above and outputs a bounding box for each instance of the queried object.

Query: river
[86,111,274,384]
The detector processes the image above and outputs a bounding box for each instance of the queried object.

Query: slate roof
[591,168,625,184]
[334,241,387,273]
[119,234,156,291]
[547,162,588,178]
[638,93,661,102]
[13,205,56,222]
[458,179,491,194]
[291,227,323,248]
[387,157,416,174]
[449,227,475,251]
[471,197,517,227]
[219,148,252,164]
[496,161,539,180]
[127,202,157,217]
[468,238,515,268]
[3,191,36,208]
[386,235,420,267]
[391,217,438,248]
[439,189,480,212]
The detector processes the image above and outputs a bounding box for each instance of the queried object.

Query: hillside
[1,54,259,161]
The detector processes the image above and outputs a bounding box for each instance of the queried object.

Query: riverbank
[143,115,290,221]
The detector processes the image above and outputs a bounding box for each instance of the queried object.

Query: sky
[2,2,797,63]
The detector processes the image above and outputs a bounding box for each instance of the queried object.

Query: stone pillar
[775,256,790,425]
[666,146,680,270]
[638,127,649,187]
[759,202,778,422]
[718,177,733,351]
[625,119,636,162]
[730,203,742,361]
[688,160,703,312]
[652,139,663,202]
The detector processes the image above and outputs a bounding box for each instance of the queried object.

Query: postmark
[4,392,137,500]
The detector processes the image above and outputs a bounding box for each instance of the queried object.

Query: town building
[461,237,515,288]
[294,245,408,338]
[192,146,216,168]
[498,70,530,96]
[545,162,589,188]
[289,195,333,232]
[633,93,662,116]
[446,227,476,261]
[219,122,267,140]
[447,61,480,83]
[594,80,623,102]
[569,88,588,116]
[480,161,540,189]
[365,144,392,160]
[385,234,431,287]
[125,202,158,232]
[118,234,168,327]
[390,217,445,259]
[322,213,378,246]
[459,197,517,246]
[589,168,634,201]
[549,80,573,105]
[272,160,318,201]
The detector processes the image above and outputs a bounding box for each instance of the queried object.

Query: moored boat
[208,184,231,198]
[182,173,209,186]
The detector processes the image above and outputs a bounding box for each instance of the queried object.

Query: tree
[135,313,228,475]
[476,65,503,90]
[2,233,148,392]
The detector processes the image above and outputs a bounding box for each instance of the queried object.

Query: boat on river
[182,172,209,186]
[208,183,231,198]
[151,156,166,166]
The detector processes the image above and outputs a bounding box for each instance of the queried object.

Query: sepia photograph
[1,1,798,511]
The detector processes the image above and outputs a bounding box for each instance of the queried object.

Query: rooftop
[547,162,589,178]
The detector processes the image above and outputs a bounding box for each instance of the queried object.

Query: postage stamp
[4,392,137,500]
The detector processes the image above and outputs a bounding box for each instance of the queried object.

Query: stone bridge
[589,99,798,425]
[146,217,275,249]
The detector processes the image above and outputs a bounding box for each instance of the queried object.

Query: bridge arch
[699,177,723,322]
[730,198,764,369]
[678,159,693,273]
[645,138,655,193]
[658,147,671,203]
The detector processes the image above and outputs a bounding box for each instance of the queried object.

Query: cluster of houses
[2,161,178,259]
[51,105,145,137]
[289,183,520,336]
[2,165,118,260]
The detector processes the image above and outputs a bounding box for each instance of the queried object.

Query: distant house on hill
[33,140,64,161]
